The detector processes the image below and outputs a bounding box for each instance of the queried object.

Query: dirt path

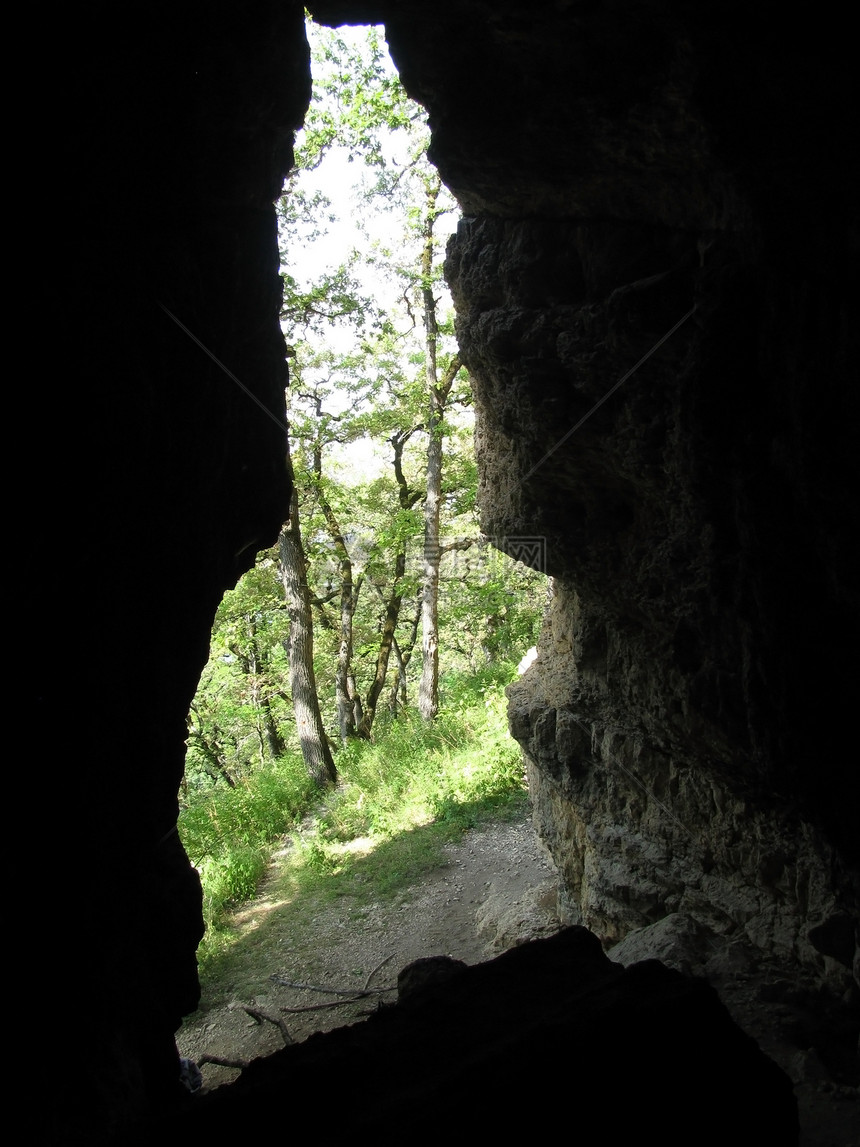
[177,815,560,1092]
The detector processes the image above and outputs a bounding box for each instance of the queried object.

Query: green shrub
[185,669,530,981]
[321,669,527,861]
[179,752,317,935]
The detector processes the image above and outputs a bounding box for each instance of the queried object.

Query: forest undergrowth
[179,663,529,990]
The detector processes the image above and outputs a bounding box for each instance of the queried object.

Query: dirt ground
[176,815,858,1145]
[177,815,559,1088]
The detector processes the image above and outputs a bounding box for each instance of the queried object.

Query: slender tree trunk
[357,430,423,737]
[313,434,362,744]
[245,615,287,760]
[279,487,337,789]
[419,399,443,720]
[388,639,406,714]
[357,552,406,738]
[388,633,409,714]
[417,173,462,721]
[389,597,421,713]
[336,573,361,740]
[301,396,364,745]
[348,671,363,730]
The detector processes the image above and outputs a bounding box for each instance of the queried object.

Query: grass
[178,663,528,997]
[179,752,319,935]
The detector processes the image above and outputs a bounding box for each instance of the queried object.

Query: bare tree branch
[242,1005,295,1046]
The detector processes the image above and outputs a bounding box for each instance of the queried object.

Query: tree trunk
[357,552,406,738]
[419,396,443,721]
[357,429,423,737]
[313,434,362,745]
[245,614,287,761]
[417,173,462,721]
[389,597,421,713]
[279,487,338,789]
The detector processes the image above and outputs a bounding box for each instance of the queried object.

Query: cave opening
[175,16,553,1082]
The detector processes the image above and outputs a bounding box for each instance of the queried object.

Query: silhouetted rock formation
[153,929,801,1145]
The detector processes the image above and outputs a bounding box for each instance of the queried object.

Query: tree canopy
[184,21,546,794]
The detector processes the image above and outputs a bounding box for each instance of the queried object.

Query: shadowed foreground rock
[148,929,797,1144]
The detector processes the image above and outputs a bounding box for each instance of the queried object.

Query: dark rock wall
[38,2,308,1140]
[34,0,857,1138]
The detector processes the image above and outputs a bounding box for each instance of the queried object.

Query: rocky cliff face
[38,2,309,1139]
[354,0,858,993]
[34,0,856,1139]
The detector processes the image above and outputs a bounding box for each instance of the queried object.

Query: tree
[184,20,548,793]
[415,172,466,719]
[280,20,472,733]
[286,371,425,742]
[185,557,292,790]
[279,479,338,788]
[355,426,424,737]
[301,385,364,743]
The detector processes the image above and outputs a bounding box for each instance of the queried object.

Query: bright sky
[278,22,465,482]
[281,22,458,326]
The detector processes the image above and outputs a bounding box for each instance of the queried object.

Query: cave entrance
[175,18,550,1083]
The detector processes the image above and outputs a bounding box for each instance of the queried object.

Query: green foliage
[181,755,316,862]
[294,26,415,173]
[283,666,528,895]
[179,753,318,951]
[201,844,270,913]
[182,25,549,980]
[184,547,298,791]
[280,262,374,334]
[188,669,530,986]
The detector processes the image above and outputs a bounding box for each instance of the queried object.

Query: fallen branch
[280,998,366,1015]
[279,987,396,1016]
[198,1054,248,1070]
[363,952,394,992]
[269,974,393,998]
[242,1004,295,1045]
[269,976,362,997]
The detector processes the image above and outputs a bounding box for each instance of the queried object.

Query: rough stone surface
[365,0,860,1001]
[607,912,716,977]
[34,3,310,1141]
[476,878,560,950]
